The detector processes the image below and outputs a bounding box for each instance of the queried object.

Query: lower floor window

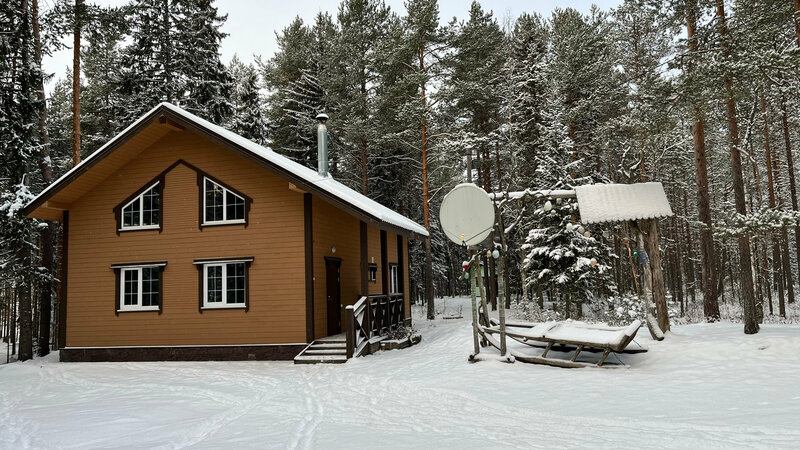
[117,265,163,312]
[203,262,247,308]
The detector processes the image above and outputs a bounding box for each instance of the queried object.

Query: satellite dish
[440,183,495,247]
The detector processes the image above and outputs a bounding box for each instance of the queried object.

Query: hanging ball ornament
[556,198,562,204]
[464,272,470,279]
[584,231,591,238]
[566,224,574,232]
[492,249,500,259]
[462,260,470,270]
[577,225,585,234]
[590,258,598,267]
[633,251,639,259]
[486,250,493,258]
[543,200,553,212]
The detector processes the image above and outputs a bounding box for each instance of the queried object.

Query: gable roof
[23,102,428,238]
[574,182,673,224]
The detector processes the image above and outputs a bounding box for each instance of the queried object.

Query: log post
[640,218,670,333]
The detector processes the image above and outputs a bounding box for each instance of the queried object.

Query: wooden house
[23,103,427,362]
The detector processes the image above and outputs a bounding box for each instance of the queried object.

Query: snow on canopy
[574,182,673,224]
[25,102,428,237]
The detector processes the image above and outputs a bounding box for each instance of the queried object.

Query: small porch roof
[574,182,673,224]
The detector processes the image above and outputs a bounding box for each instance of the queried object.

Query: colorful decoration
[462,261,470,270]
[577,225,585,234]
[584,231,591,238]
[492,249,500,259]
[590,258,598,266]
[544,200,553,212]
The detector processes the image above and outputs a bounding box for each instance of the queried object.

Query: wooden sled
[488,319,649,354]
[478,319,644,368]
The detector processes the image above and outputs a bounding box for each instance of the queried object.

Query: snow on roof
[574,182,673,224]
[27,102,428,237]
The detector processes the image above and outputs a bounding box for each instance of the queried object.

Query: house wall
[366,225,383,295]
[403,236,410,319]
[65,131,307,347]
[311,197,362,338]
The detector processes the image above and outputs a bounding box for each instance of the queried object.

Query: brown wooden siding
[311,197,362,338]
[66,131,306,347]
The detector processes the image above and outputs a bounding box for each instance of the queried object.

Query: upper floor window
[203,177,245,225]
[120,182,160,230]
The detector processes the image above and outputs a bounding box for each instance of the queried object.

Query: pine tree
[330,0,391,194]
[446,1,504,191]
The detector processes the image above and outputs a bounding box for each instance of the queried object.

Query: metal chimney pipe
[316,113,329,177]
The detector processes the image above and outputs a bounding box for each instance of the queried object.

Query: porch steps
[293,340,348,364]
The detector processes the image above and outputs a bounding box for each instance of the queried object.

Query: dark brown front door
[326,258,342,335]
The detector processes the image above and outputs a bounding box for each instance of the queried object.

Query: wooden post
[345,305,354,359]
[476,258,490,326]
[469,251,480,360]
[495,246,508,358]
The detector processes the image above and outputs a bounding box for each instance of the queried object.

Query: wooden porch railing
[345,294,405,359]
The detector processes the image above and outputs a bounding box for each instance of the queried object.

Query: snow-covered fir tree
[228,55,269,145]
[261,13,335,167]
[523,198,615,318]
[116,0,232,125]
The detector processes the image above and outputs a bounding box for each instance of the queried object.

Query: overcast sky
[43,0,621,90]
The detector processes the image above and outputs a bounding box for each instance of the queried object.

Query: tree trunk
[779,97,798,304]
[32,0,55,357]
[640,219,669,332]
[685,0,719,321]
[682,192,697,305]
[715,0,758,334]
[762,89,785,317]
[419,48,434,320]
[72,0,82,166]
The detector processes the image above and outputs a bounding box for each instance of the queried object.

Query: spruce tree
[261,14,335,167]
[228,55,269,144]
[116,0,232,126]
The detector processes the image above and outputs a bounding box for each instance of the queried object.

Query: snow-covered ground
[2,297,799,449]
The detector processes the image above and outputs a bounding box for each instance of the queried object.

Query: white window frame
[119,181,160,231]
[118,265,161,312]
[202,177,246,226]
[389,264,399,294]
[200,261,248,309]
